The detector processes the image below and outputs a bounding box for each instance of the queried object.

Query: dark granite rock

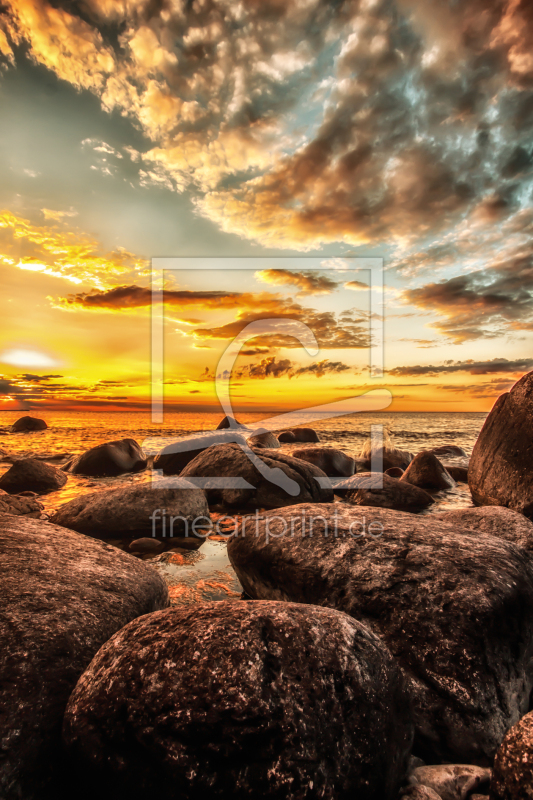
[0,514,169,800]
[358,445,414,472]
[469,372,533,516]
[129,538,164,553]
[216,415,243,429]
[288,427,320,442]
[409,765,491,800]
[0,493,43,517]
[181,442,333,509]
[400,451,455,491]
[248,430,280,448]
[63,601,413,800]
[154,431,248,475]
[434,507,533,553]
[64,438,147,477]
[50,480,209,541]
[428,445,467,458]
[228,503,533,764]
[337,472,434,511]
[490,711,533,799]
[11,416,48,432]
[0,458,67,495]
[277,430,296,443]
[442,464,469,482]
[291,446,355,477]
[385,466,404,478]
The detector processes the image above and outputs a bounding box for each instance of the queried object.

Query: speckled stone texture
[337,473,434,511]
[11,415,48,432]
[490,711,533,799]
[409,764,491,799]
[434,506,533,553]
[63,601,413,800]
[50,479,210,539]
[180,443,333,509]
[0,514,169,800]
[400,451,455,491]
[63,437,147,477]
[469,371,533,516]
[228,503,533,764]
[290,447,355,477]
[0,457,67,494]
[0,492,43,517]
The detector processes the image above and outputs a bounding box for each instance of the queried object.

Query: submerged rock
[50,480,209,541]
[490,711,533,799]
[291,446,355,477]
[154,430,248,475]
[11,416,48,432]
[181,442,333,509]
[63,602,413,800]
[434,507,533,553]
[64,438,147,477]
[215,415,243,429]
[0,514,168,800]
[337,472,434,511]
[228,503,533,764]
[469,371,533,516]
[400,451,455,491]
[0,458,67,495]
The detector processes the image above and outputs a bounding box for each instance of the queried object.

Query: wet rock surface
[64,438,147,477]
[154,431,248,474]
[441,464,469,482]
[228,503,533,764]
[11,416,48,432]
[429,445,467,458]
[358,445,414,472]
[469,371,533,516]
[50,480,209,540]
[284,427,320,442]
[181,443,333,509]
[338,472,434,511]
[277,430,296,442]
[400,451,456,491]
[0,457,67,495]
[434,506,533,553]
[0,514,169,800]
[291,446,355,477]
[63,601,413,800]
[490,711,533,799]
[248,430,280,448]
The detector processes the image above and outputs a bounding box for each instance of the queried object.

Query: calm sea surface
[0,410,486,605]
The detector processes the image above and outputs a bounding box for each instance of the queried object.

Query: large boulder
[247,429,280,448]
[434,506,533,554]
[154,431,248,475]
[228,503,533,764]
[63,602,413,800]
[0,514,169,800]
[0,458,67,495]
[337,473,434,511]
[50,480,209,542]
[400,451,456,491]
[180,443,333,509]
[11,416,48,432]
[64,438,147,478]
[0,492,43,518]
[469,372,533,516]
[490,711,533,799]
[291,446,355,477]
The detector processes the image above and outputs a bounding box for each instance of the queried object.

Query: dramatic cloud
[255,269,338,296]
[389,357,533,377]
[233,356,352,380]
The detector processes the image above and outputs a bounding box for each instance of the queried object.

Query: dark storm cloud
[234,356,352,380]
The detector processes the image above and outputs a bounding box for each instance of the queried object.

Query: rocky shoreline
[2,374,533,798]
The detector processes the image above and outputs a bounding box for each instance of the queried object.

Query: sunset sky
[1,0,533,414]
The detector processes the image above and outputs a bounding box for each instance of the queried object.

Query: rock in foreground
[228,503,533,764]
[469,371,533,516]
[490,711,533,799]
[435,507,533,553]
[64,438,147,477]
[11,416,48,432]
[0,458,67,495]
[0,515,169,800]
[337,473,434,511]
[63,602,413,800]
[0,492,43,517]
[400,451,455,491]
[51,480,209,541]
[181,443,333,509]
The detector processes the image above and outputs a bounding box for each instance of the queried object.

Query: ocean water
[0,409,486,605]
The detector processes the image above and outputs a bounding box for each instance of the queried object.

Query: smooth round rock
[289,427,320,442]
[216,415,243,429]
[337,473,434,511]
[247,429,280,448]
[63,438,147,477]
[0,514,169,800]
[400,451,455,491]
[228,503,533,764]
[490,711,533,799]
[50,480,209,541]
[181,442,333,509]
[0,458,67,495]
[277,430,296,443]
[154,431,248,475]
[429,445,467,458]
[11,416,48,432]
[129,537,164,553]
[291,446,355,477]
[385,467,404,478]
[63,602,413,800]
